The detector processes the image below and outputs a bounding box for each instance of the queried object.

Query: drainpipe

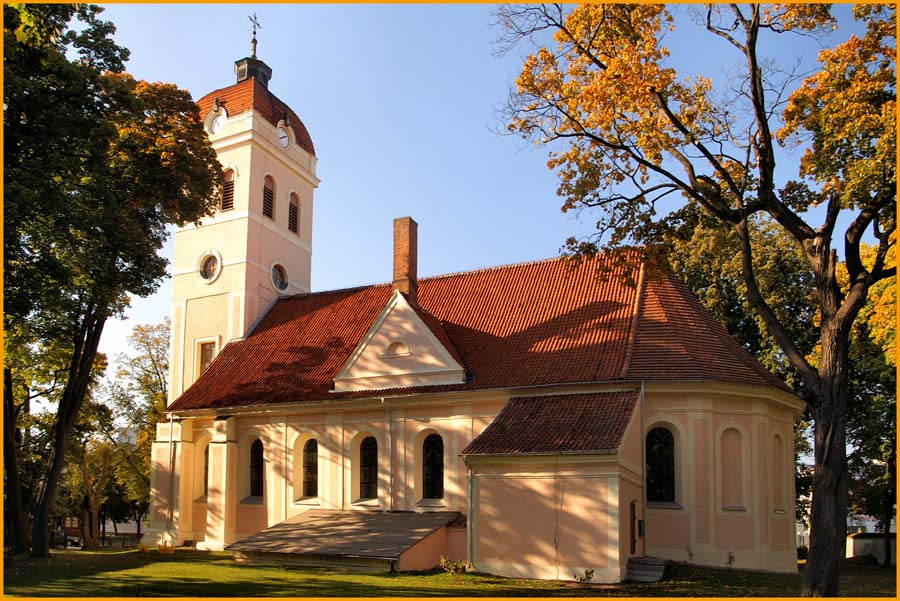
[640,381,646,555]
[166,412,175,536]
[466,466,474,568]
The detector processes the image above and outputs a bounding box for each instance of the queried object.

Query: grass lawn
[3,549,896,597]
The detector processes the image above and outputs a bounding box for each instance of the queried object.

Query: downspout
[466,465,474,568]
[640,380,646,554]
[166,412,175,535]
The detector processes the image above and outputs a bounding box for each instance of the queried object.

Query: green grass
[3,549,896,597]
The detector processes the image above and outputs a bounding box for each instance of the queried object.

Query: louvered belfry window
[422,433,444,499]
[359,436,378,500]
[263,176,275,219]
[221,170,234,211]
[288,193,299,233]
[303,439,318,498]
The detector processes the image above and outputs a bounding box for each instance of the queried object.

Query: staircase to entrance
[626,556,666,582]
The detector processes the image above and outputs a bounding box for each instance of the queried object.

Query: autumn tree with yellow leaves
[498,4,895,596]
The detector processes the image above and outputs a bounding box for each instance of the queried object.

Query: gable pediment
[333,290,465,392]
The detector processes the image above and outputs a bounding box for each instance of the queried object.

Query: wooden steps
[626,556,666,582]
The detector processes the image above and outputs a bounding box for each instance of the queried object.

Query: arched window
[359,436,378,500]
[772,434,785,512]
[203,444,210,496]
[646,427,675,503]
[303,439,318,498]
[221,170,235,211]
[721,428,744,509]
[288,193,300,234]
[422,433,444,500]
[263,176,275,219]
[249,439,264,497]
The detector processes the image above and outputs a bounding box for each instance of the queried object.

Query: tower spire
[249,13,260,58]
[234,13,272,87]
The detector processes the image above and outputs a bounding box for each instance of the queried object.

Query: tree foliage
[102,319,170,525]
[3,3,221,557]
[499,4,895,595]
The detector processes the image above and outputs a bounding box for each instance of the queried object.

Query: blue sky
[95,3,863,370]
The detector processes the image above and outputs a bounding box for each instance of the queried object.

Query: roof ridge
[421,254,595,282]
[301,254,612,298]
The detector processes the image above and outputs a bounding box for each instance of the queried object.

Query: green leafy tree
[847,261,895,567]
[102,319,170,536]
[499,4,895,595]
[4,4,221,557]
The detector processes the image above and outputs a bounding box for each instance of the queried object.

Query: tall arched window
[203,444,210,496]
[721,428,744,509]
[772,434,785,512]
[249,439,264,497]
[221,170,235,211]
[288,193,300,234]
[646,427,675,503]
[359,436,378,500]
[303,439,318,498]
[422,433,444,499]
[262,176,275,219]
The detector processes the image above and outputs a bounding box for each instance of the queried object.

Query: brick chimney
[393,216,418,304]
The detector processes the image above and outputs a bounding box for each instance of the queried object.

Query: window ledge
[647,501,684,510]
[240,496,265,505]
[415,499,447,508]
[351,498,380,508]
[294,497,321,507]
[722,505,746,512]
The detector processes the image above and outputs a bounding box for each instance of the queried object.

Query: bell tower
[168,34,319,404]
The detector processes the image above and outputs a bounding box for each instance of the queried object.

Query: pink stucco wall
[236,503,267,537]
[398,527,448,571]
[619,477,644,560]
[446,527,466,561]
[476,472,610,574]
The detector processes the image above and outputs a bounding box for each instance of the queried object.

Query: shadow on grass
[4,550,896,597]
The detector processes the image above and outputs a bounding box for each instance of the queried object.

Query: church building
[147,45,804,582]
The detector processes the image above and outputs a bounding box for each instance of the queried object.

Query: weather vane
[249,13,261,58]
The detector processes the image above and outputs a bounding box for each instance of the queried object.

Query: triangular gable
[333,289,465,392]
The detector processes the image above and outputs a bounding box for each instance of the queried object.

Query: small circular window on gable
[272,264,288,291]
[383,340,411,357]
[197,252,222,284]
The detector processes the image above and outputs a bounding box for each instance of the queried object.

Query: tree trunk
[802,393,848,596]
[3,367,30,554]
[81,500,100,550]
[30,314,106,558]
[801,316,852,597]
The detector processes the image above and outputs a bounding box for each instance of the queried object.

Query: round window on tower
[271,264,288,291]
[196,251,222,284]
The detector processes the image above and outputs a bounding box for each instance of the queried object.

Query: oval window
[200,255,219,280]
[272,264,288,290]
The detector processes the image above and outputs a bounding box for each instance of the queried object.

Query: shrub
[438,555,469,575]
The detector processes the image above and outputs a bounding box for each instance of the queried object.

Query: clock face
[210,114,225,134]
[277,127,290,148]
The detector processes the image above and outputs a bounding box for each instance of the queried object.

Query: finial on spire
[249,13,261,58]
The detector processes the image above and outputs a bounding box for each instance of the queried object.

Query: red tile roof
[168,253,790,412]
[196,77,315,156]
[460,391,638,455]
